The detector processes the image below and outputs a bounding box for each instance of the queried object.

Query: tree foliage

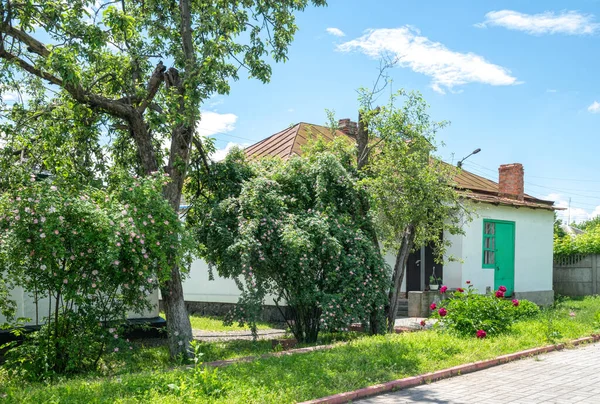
[190,148,389,343]
[554,228,600,258]
[357,89,467,331]
[0,0,326,357]
[0,171,191,377]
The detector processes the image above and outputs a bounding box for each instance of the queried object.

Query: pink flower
[440,285,448,293]
[466,280,471,284]
[420,320,426,327]
[114,347,119,352]
[113,260,120,266]
[512,299,519,307]
[63,279,68,284]
[477,329,487,338]
[457,288,464,293]
[438,308,447,317]
[570,311,576,317]
[495,290,505,298]
[430,302,437,311]
[54,230,59,235]
[498,285,507,292]
[92,283,97,288]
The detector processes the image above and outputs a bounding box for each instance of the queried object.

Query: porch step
[396,298,409,318]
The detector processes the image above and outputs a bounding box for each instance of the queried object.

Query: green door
[483,220,515,296]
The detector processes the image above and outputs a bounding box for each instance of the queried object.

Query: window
[483,221,496,268]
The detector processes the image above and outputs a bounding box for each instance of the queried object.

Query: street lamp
[457,148,481,168]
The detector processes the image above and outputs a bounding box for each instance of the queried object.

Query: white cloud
[337,26,519,94]
[326,27,346,37]
[546,89,557,93]
[287,108,295,113]
[544,193,600,224]
[162,110,238,154]
[197,111,238,136]
[478,10,599,35]
[588,101,600,113]
[211,142,247,162]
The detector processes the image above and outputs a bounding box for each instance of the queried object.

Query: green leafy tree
[357,89,467,332]
[0,171,190,377]
[190,149,389,343]
[0,0,326,357]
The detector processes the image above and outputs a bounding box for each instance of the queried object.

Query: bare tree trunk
[386,225,415,333]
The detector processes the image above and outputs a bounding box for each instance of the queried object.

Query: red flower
[440,285,448,293]
[498,285,507,292]
[430,302,437,310]
[457,288,464,293]
[466,280,471,284]
[420,320,426,327]
[476,329,487,338]
[512,299,519,307]
[495,290,505,298]
[438,308,447,317]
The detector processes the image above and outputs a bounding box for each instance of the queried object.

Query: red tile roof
[245,123,559,211]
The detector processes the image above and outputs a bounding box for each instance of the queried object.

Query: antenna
[568,197,572,225]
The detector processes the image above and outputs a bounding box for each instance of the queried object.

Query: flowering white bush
[193,150,390,343]
[0,172,190,378]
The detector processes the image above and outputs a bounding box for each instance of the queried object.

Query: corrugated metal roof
[245,123,558,210]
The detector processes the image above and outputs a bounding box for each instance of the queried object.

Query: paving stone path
[192,328,286,341]
[358,342,600,404]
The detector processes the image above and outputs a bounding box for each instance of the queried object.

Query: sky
[198,0,600,225]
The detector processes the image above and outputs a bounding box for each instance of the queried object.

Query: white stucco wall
[0,288,160,327]
[182,252,404,303]
[443,203,554,293]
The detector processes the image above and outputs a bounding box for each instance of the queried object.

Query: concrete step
[396,299,409,317]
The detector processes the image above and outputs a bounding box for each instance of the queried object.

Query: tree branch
[0,48,63,86]
[0,24,50,57]
[138,61,166,114]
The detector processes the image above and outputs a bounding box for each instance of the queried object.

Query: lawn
[185,313,275,332]
[3,297,600,403]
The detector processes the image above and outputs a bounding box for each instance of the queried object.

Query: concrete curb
[299,334,600,404]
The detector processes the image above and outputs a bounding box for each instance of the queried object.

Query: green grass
[187,314,274,332]
[4,297,600,403]
[160,312,276,332]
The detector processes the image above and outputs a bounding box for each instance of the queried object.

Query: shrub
[191,149,389,343]
[431,285,540,337]
[0,172,189,379]
[513,299,541,320]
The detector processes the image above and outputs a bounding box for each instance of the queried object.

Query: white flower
[40,233,46,238]
[40,264,46,270]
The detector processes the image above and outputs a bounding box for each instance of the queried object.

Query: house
[0,288,160,329]
[180,120,559,313]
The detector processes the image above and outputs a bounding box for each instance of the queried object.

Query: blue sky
[200,0,600,224]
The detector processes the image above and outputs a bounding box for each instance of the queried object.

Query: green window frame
[482,220,496,268]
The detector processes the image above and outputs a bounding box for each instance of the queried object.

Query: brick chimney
[498,163,524,201]
[338,118,358,137]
